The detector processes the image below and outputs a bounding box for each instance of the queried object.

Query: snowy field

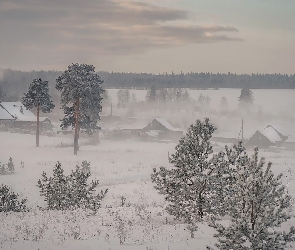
[1,131,295,249]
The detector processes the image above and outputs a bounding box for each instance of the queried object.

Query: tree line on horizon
[0,69,295,102]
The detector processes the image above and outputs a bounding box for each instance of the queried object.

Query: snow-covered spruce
[208,147,295,249]
[151,118,229,237]
[37,161,107,212]
[21,78,55,147]
[56,63,104,155]
[0,184,27,212]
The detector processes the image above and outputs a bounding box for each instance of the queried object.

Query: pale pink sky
[0,0,294,74]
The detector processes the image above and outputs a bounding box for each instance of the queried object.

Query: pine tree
[56,63,104,155]
[238,88,254,110]
[151,118,224,237]
[117,89,131,108]
[101,89,112,108]
[131,93,137,103]
[146,85,157,102]
[197,94,211,112]
[21,78,55,147]
[0,184,27,212]
[208,147,295,249]
[181,89,191,103]
[158,88,168,103]
[220,96,229,112]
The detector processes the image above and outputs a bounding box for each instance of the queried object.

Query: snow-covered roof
[1,102,35,119]
[0,102,49,122]
[154,118,183,132]
[259,125,283,143]
[0,104,14,120]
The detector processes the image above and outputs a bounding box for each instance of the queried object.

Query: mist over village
[0,0,295,249]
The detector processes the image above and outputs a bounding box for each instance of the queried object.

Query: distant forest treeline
[1,68,295,100]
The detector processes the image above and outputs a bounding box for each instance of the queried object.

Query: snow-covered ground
[0,131,295,249]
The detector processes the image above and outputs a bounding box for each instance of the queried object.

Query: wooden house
[0,101,52,131]
[142,118,184,142]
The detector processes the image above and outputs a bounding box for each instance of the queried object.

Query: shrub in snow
[37,161,107,212]
[151,118,228,237]
[0,184,27,212]
[208,147,295,249]
[114,211,128,244]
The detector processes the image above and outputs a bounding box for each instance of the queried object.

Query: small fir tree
[21,78,55,147]
[37,161,107,211]
[7,157,15,173]
[37,162,69,210]
[68,163,106,212]
[0,163,6,175]
[151,118,223,237]
[0,185,27,212]
[56,63,104,155]
[81,160,91,174]
[208,147,295,249]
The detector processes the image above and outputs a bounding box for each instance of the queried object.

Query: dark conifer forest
[1,68,295,102]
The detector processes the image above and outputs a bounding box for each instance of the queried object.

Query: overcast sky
[1,0,294,74]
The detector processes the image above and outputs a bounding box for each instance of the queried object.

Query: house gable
[244,130,274,148]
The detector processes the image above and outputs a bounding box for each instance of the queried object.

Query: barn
[244,125,287,149]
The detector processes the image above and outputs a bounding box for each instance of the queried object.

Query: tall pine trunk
[74,97,80,155]
[36,101,40,147]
